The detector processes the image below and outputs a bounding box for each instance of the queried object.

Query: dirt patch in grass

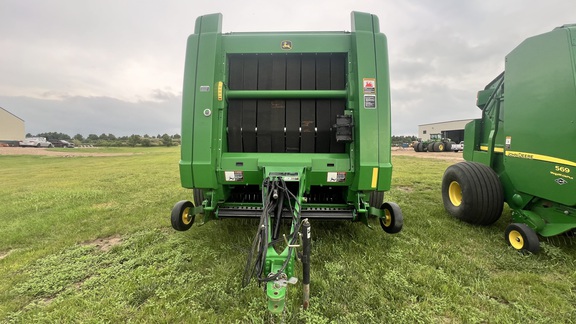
[395,186,414,192]
[82,235,123,252]
[0,249,15,260]
[0,147,135,157]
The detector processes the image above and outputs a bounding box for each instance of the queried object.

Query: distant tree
[108,133,117,140]
[391,135,418,146]
[161,133,172,147]
[87,134,99,141]
[143,134,150,138]
[173,134,181,139]
[37,132,71,140]
[157,134,162,139]
[73,134,84,141]
[141,138,152,147]
[26,133,33,137]
[128,134,141,147]
[99,133,109,140]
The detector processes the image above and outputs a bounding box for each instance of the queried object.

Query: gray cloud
[1,94,180,137]
[1,0,575,136]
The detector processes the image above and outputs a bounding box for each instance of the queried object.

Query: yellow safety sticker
[371,167,378,188]
[217,81,223,101]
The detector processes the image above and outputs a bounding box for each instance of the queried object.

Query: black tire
[379,202,403,234]
[413,143,420,152]
[369,191,384,208]
[426,142,433,152]
[505,223,540,253]
[36,144,41,148]
[445,141,454,152]
[433,142,443,152]
[417,142,424,152]
[171,200,195,231]
[441,161,503,225]
[193,189,204,207]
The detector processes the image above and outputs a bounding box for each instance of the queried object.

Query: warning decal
[363,78,376,94]
[327,172,346,183]
[225,171,244,182]
[364,95,376,109]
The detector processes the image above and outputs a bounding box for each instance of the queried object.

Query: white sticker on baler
[364,95,376,109]
[327,172,346,183]
[225,171,244,182]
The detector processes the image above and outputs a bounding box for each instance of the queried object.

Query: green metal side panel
[179,32,201,188]
[190,14,222,189]
[374,26,392,191]
[502,26,576,206]
[222,33,351,54]
[463,120,481,162]
[351,11,381,191]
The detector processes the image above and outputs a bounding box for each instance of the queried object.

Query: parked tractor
[413,134,454,152]
[171,12,403,313]
[442,24,576,253]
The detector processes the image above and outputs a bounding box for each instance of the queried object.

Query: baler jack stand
[301,219,311,309]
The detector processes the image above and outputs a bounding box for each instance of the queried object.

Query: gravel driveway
[0,147,134,157]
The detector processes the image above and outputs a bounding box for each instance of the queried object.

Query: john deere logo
[281,40,292,50]
[556,178,568,185]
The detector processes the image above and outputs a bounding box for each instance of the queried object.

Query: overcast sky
[1,0,574,137]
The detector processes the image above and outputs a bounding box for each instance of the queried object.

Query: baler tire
[505,223,540,253]
[379,202,403,234]
[441,162,503,225]
[414,144,420,152]
[171,200,195,231]
[193,189,204,208]
[427,143,435,152]
[369,191,384,209]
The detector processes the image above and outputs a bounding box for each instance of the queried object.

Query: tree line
[391,135,417,146]
[27,132,181,147]
[26,132,417,148]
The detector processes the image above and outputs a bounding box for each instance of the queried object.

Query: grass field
[1,147,575,323]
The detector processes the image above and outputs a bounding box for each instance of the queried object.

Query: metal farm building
[417,119,474,143]
[0,107,25,145]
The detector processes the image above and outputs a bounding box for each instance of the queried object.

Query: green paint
[177,11,399,313]
[465,25,576,237]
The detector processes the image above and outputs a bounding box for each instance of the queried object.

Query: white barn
[0,107,25,145]
[417,119,474,143]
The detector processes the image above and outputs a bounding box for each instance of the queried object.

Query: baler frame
[171,12,403,313]
[442,24,576,253]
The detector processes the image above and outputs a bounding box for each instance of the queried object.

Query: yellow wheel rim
[448,181,462,207]
[181,207,192,225]
[383,209,392,227]
[508,230,524,250]
[439,144,444,151]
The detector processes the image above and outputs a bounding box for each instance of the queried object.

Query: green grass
[1,149,575,323]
